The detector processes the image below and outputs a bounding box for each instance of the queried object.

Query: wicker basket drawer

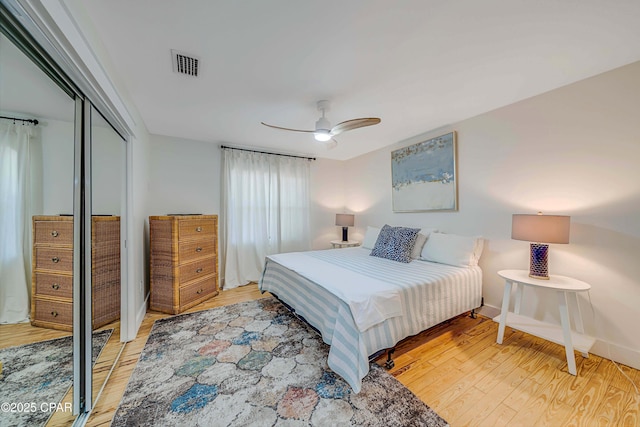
[35,247,73,272]
[149,214,218,314]
[178,218,217,240]
[179,257,216,284]
[35,273,73,299]
[179,276,216,307]
[179,239,216,263]
[34,298,73,326]
[34,220,73,246]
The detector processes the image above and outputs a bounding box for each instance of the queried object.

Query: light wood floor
[5,285,637,426]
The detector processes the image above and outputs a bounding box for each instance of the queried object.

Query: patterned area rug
[113,298,448,426]
[0,329,112,427]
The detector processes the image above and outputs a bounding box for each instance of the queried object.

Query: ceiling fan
[261,100,381,149]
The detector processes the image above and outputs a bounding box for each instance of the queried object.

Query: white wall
[147,134,222,216]
[39,119,74,215]
[92,124,123,215]
[310,157,346,249]
[342,61,640,369]
[36,119,122,216]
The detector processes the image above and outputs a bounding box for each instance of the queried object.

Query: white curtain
[222,148,311,289]
[0,122,34,323]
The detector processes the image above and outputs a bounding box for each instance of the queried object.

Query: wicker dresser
[149,215,219,314]
[31,215,121,331]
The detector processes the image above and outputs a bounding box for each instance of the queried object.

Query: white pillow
[420,232,483,267]
[409,228,438,260]
[472,238,485,266]
[361,226,381,249]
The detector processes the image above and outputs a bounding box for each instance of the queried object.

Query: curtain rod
[220,145,316,161]
[0,115,39,125]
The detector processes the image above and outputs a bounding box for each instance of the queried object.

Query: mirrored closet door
[88,106,126,409]
[0,6,127,425]
[0,28,79,427]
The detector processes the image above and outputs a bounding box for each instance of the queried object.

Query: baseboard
[135,292,149,333]
[477,304,500,318]
[591,340,640,371]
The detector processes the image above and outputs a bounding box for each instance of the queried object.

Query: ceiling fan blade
[261,122,314,133]
[325,139,338,150]
[331,117,381,136]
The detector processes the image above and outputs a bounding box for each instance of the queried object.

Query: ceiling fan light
[314,131,332,142]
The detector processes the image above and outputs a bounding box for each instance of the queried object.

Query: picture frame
[391,131,458,212]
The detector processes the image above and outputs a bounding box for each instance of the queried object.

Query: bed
[258,227,483,393]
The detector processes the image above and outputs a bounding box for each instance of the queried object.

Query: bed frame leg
[384,348,395,369]
[470,308,477,319]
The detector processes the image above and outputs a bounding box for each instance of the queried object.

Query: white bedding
[259,247,483,393]
[268,251,402,332]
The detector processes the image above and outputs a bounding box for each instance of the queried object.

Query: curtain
[0,122,34,323]
[222,149,311,289]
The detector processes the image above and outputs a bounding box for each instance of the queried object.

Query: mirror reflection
[90,105,125,407]
[0,29,77,426]
[0,31,125,425]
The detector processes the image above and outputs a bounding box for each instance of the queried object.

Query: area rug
[112,297,448,426]
[0,329,113,427]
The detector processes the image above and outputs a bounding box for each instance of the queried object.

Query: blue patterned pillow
[370,224,420,263]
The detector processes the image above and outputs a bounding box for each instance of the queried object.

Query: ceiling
[76,0,640,160]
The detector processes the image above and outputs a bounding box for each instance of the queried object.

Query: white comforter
[268,251,402,332]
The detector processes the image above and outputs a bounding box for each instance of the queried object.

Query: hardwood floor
[374,313,639,426]
[9,284,635,426]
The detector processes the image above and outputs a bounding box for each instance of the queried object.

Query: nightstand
[494,269,595,375]
[330,240,360,249]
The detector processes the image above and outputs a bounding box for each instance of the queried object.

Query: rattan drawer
[178,218,216,240]
[33,298,73,327]
[31,215,121,331]
[179,257,216,284]
[35,247,73,273]
[149,214,218,314]
[34,219,73,246]
[179,276,216,307]
[35,273,73,299]
[179,239,216,264]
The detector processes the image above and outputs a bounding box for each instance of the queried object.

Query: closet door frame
[72,98,95,415]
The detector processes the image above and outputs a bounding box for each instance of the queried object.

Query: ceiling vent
[171,49,199,77]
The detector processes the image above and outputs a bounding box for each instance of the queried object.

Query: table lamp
[335,214,355,242]
[511,212,570,279]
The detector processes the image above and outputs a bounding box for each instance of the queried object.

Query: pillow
[420,232,483,267]
[370,224,420,263]
[472,238,485,266]
[361,226,381,249]
[409,228,438,260]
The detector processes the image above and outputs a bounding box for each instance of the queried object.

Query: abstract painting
[392,131,457,212]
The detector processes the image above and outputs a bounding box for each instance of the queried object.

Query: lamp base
[529,243,550,280]
[342,227,349,242]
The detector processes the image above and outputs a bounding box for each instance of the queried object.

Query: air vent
[171,49,199,77]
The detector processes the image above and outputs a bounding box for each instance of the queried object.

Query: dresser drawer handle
[51,257,60,263]
[196,247,203,252]
[51,283,60,290]
[196,289,203,294]
[196,227,202,232]
[196,268,203,273]
[51,230,59,237]
[51,311,59,317]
